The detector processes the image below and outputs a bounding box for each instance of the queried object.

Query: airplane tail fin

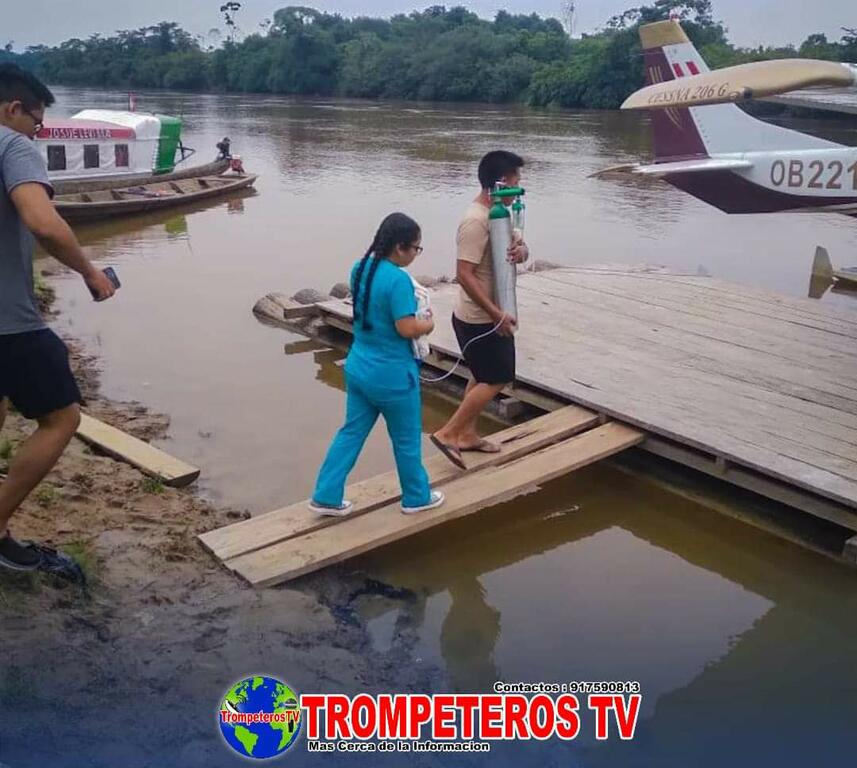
[809,246,835,299]
[640,21,708,161]
[811,246,835,280]
[639,21,837,161]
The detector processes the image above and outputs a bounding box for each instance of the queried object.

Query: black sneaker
[30,544,87,587]
[0,533,42,572]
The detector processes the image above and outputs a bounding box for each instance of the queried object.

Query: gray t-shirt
[0,125,53,335]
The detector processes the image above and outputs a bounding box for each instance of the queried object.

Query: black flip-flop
[430,435,467,470]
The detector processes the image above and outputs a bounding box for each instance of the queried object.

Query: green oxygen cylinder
[488,185,525,324]
[511,195,525,242]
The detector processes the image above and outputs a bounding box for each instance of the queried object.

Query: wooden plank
[522,273,857,379]
[556,268,857,332]
[542,270,857,351]
[76,413,200,488]
[507,328,857,504]
[199,405,600,562]
[282,299,320,320]
[512,296,857,442]
[227,422,644,587]
[642,437,857,532]
[497,396,527,420]
[516,316,857,477]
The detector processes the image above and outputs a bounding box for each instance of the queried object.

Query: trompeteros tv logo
[219,676,302,759]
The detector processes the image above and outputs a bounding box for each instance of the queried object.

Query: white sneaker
[309,499,354,517]
[402,490,445,515]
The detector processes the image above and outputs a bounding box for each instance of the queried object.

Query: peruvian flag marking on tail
[672,61,700,78]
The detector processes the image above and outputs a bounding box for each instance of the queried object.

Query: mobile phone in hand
[89,267,121,300]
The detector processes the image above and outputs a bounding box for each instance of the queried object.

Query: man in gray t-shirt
[0,123,53,334]
[0,65,117,571]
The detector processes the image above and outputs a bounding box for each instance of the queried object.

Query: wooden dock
[203,265,857,584]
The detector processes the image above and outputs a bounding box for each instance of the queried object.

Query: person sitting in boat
[216,137,231,160]
[0,64,116,572]
[310,213,445,517]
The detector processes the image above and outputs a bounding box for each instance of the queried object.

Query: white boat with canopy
[34,110,230,193]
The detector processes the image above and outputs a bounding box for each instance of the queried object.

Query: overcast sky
[4,1,853,50]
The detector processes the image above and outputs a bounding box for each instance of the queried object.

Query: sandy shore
[0,277,442,768]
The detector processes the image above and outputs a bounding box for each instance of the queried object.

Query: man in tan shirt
[431,151,528,467]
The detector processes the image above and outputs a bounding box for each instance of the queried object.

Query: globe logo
[219,676,302,759]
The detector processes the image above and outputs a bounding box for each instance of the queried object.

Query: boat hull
[55,174,258,223]
[51,158,231,195]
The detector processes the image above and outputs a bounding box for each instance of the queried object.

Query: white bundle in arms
[410,276,431,361]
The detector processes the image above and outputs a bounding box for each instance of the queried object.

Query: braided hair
[352,212,421,331]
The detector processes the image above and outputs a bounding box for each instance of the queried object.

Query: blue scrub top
[345,256,418,389]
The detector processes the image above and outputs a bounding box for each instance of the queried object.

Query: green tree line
[2,1,855,109]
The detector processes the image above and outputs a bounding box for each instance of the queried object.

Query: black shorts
[453,314,516,386]
[0,329,82,419]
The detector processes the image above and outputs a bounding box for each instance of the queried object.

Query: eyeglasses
[21,105,44,133]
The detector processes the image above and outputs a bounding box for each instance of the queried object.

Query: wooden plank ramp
[76,413,200,488]
[201,409,643,587]
[200,406,597,561]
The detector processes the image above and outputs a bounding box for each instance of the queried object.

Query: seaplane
[595,19,857,297]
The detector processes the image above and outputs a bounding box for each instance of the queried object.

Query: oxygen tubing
[419,314,509,383]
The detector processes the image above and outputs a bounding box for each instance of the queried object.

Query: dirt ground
[0,292,444,768]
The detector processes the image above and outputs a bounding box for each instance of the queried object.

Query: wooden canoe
[55,173,258,222]
[52,158,231,195]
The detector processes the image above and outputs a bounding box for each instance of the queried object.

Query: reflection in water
[440,577,501,694]
[358,466,857,765]
[163,214,188,239]
[283,339,323,356]
[226,196,246,214]
[63,188,255,260]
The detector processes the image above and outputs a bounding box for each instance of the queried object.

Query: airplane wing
[590,157,753,179]
[622,59,857,111]
[765,87,857,116]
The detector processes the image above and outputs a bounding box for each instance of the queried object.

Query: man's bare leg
[0,403,80,534]
[434,382,505,450]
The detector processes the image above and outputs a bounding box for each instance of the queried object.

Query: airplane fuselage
[668,147,857,216]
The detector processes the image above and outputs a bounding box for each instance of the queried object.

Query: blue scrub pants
[313,371,431,509]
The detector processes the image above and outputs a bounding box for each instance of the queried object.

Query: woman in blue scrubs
[311,213,445,516]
